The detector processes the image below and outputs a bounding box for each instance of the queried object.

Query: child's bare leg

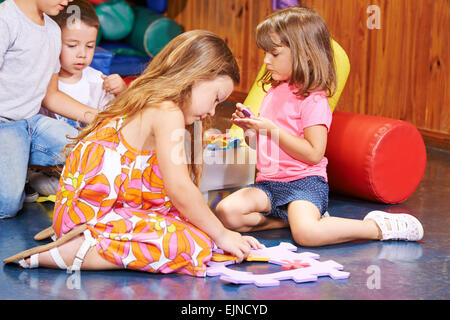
[28,234,121,270]
[288,200,381,247]
[215,187,288,232]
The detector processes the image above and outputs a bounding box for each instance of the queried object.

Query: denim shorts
[246,176,329,222]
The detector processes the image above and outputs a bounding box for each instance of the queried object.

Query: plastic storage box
[199,147,256,201]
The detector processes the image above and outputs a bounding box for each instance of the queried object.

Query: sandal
[364,210,424,241]
[3,224,97,272]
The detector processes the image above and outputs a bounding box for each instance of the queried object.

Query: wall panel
[166,0,449,148]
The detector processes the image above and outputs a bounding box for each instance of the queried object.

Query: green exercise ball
[126,6,183,58]
[95,0,135,41]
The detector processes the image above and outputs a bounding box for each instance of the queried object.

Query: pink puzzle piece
[207,242,350,287]
[281,260,310,270]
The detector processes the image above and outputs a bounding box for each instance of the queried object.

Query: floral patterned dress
[52,118,214,276]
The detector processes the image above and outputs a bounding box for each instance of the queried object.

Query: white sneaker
[24,183,39,203]
[364,210,424,241]
[28,171,59,196]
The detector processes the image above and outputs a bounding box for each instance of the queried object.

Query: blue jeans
[0,114,78,218]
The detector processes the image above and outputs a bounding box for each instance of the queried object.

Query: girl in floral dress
[4,30,262,275]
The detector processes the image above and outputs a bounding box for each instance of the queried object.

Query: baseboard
[418,129,450,150]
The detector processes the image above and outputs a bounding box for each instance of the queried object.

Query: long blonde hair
[256,7,336,98]
[66,30,240,185]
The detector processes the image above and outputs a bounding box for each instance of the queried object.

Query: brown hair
[52,0,100,30]
[65,30,240,186]
[256,6,336,98]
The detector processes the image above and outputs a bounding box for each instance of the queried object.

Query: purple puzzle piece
[207,242,350,287]
[249,242,320,265]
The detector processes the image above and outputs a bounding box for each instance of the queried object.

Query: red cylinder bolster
[123,76,137,86]
[87,0,109,4]
[325,111,427,204]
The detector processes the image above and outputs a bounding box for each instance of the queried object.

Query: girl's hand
[214,229,263,263]
[242,235,265,251]
[233,103,252,119]
[231,103,253,130]
[232,106,278,136]
[101,74,127,96]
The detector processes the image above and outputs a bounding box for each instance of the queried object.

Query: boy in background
[0,0,98,218]
[43,0,127,128]
[29,0,128,197]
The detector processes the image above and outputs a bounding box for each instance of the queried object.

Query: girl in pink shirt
[216,7,423,246]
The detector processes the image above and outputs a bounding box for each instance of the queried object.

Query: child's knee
[291,225,323,247]
[0,193,24,219]
[0,175,26,218]
[215,199,232,219]
[215,199,240,229]
[32,117,78,165]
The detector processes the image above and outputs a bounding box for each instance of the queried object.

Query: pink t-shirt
[255,83,332,183]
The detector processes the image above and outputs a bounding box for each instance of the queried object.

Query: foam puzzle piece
[207,242,350,287]
[281,260,310,270]
[249,242,320,265]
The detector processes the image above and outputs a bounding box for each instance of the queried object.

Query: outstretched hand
[232,103,278,135]
[214,229,263,263]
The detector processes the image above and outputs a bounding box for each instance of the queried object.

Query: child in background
[0,0,98,218]
[43,0,127,128]
[4,30,262,274]
[28,0,128,197]
[216,7,424,245]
